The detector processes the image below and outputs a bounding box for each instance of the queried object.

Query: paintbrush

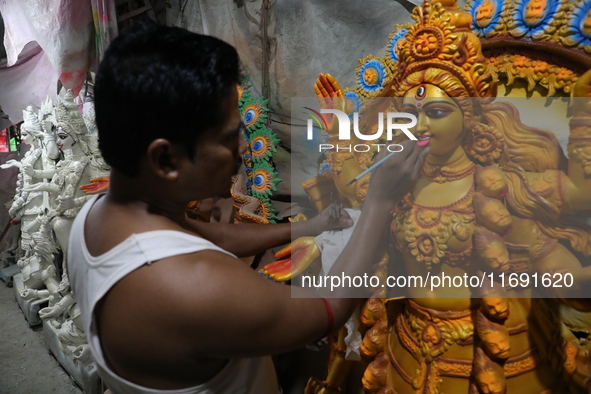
[346,150,398,186]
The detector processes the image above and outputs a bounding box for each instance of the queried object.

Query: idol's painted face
[584,9,591,34]
[56,127,75,150]
[476,371,505,394]
[482,297,510,320]
[481,201,512,228]
[482,242,510,272]
[477,168,506,194]
[402,84,464,156]
[481,330,511,359]
[475,0,496,28]
[20,129,34,145]
[524,0,548,26]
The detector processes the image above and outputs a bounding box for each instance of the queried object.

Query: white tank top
[67,195,279,394]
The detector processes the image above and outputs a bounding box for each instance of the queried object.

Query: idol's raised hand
[314,73,347,134]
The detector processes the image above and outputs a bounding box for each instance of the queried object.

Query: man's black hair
[95,18,241,177]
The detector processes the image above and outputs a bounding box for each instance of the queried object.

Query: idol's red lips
[417,134,431,147]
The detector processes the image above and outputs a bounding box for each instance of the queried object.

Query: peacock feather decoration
[237,76,281,222]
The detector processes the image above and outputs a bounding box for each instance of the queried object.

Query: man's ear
[146,139,181,180]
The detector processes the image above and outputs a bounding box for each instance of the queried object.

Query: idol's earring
[463,122,504,166]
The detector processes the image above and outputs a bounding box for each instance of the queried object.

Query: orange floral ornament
[531,60,549,74]
[555,66,573,81]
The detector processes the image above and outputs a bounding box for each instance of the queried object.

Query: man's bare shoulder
[84,195,196,257]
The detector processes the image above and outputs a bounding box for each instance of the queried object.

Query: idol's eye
[58,133,68,140]
[426,108,452,119]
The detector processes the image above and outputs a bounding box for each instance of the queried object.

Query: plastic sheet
[0,43,59,125]
[1,0,95,96]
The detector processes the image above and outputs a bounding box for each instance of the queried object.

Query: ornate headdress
[39,97,55,125]
[53,90,87,139]
[21,106,44,138]
[348,1,498,133]
[389,1,497,99]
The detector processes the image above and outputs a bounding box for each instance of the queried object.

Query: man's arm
[184,206,353,257]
